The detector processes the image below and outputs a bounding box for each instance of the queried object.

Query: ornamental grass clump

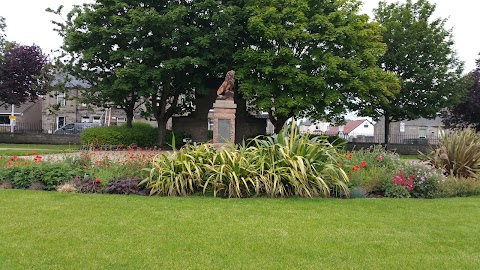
[421,129,480,178]
[250,123,349,198]
[143,122,349,198]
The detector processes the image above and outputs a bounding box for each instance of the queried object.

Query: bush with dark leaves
[105,177,149,195]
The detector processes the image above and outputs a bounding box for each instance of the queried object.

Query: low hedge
[81,122,156,147]
[81,122,187,147]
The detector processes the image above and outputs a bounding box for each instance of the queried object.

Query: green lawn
[0,144,80,156]
[399,154,420,160]
[1,190,479,269]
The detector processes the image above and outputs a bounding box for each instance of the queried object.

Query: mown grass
[399,154,420,160]
[0,144,80,156]
[0,190,479,269]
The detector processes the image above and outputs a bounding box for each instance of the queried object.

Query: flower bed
[1,127,479,199]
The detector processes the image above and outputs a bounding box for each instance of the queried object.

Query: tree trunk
[384,111,390,149]
[156,118,168,147]
[126,111,134,128]
[269,111,289,134]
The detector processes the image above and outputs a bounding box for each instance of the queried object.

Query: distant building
[0,102,42,132]
[374,116,446,144]
[325,119,374,137]
[299,119,330,134]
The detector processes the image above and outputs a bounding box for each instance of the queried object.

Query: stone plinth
[213,100,237,146]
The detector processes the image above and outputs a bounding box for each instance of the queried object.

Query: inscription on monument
[218,119,231,143]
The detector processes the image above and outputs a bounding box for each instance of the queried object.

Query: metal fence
[0,122,59,134]
[340,133,440,145]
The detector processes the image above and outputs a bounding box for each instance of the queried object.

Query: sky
[1,0,479,71]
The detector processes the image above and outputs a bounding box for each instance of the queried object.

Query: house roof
[53,73,90,88]
[325,119,367,135]
[300,119,312,126]
[402,116,444,126]
[0,102,36,114]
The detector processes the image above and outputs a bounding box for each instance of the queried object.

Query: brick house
[374,116,446,144]
[41,87,131,133]
[0,102,42,132]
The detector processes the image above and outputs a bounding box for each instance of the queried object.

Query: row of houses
[299,116,446,145]
[0,89,134,134]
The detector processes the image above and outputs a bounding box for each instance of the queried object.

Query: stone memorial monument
[213,70,237,145]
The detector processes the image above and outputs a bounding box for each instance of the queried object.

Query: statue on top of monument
[216,70,235,100]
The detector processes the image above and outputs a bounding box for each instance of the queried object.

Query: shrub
[119,122,157,146]
[105,177,149,195]
[0,179,13,189]
[81,123,157,147]
[81,126,124,147]
[398,161,445,198]
[0,162,84,191]
[79,176,103,193]
[436,177,480,197]
[56,182,77,193]
[421,129,480,177]
[343,146,400,194]
[143,122,349,198]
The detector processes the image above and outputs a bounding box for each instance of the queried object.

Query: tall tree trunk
[269,111,290,134]
[384,111,390,149]
[126,111,134,128]
[156,118,168,147]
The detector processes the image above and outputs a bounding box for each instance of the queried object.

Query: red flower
[33,155,43,163]
[352,167,356,171]
[95,178,101,183]
[6,161,13,167]
[377,156,382,161]
[361,161,367,167]
[348,153,353,159]
[31,151,36,155]
[355,165,360,170]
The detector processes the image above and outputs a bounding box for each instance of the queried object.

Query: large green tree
[233,0,398,132]
[0,16,6,60]
[49,0,231,146]
[372,0,463,143]
[443,56,480,131]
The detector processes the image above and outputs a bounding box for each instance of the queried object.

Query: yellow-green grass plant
[251,122,349,198]
[143,122,349,198]
[143,144,209,196]
[421,128,480,177]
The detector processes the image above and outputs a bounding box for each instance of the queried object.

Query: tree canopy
[50,0,233,145]
[372,0,463,141]
[443,57,480,131]
[233,0,398,132]
[0,16,6,61]
[0,43,51,107]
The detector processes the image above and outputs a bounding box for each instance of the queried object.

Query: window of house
[81,103,87,107]
[92,116,101,123]
[81,116,90,123]
[57,92,66,106]
[419,128,427,138]
[0,115,10,125]
[364,124,369,128]
[56,116,66,129]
